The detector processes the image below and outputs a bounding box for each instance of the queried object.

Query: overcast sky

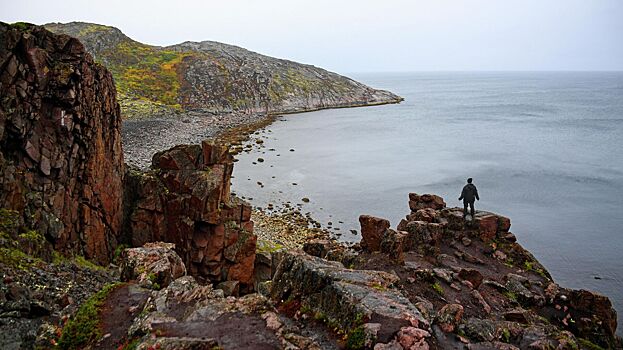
[2,0,622,73]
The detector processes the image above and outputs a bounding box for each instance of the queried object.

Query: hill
[45,22,402,118]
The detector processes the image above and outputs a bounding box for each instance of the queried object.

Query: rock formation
[44,22,403,118]
[357,193,620,349]
[124,141,256,291]
[0,22,124,264]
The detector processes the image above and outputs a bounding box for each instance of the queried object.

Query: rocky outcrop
[270,250,428,345]
[355,193,621,349]
[124,141,256,291]
[45,22,403,118]
[0,22,124,263]
[120,242,187,289]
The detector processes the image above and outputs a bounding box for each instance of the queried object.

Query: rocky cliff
[0,22,124,264]
[124,141,257,292]
[44,22,402,118]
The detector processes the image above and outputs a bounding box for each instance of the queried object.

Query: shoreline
[121,97,402,170]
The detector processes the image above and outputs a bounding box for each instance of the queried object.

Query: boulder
[380,229,406,264]
[408,193,446,211]
[474,214,499,241]
[120,242,186,289]
[402,221,444,254]
[270,250,427,343]
[303,238,333,258]
[436,304,464,333]
[359,215,391,252]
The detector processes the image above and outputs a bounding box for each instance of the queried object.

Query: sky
[1,0,622,73]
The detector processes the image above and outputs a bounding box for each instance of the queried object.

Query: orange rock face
[0,23,124,264]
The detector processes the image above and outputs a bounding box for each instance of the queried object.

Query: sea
[231,72,623,332]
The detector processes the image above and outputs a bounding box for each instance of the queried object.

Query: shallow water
[231,72,623,332]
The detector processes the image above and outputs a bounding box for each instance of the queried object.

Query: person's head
[467,178,473,184]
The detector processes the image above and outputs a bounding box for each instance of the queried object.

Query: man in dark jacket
[459,178,479,219]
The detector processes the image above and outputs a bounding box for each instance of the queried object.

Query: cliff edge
[0,22,124,263]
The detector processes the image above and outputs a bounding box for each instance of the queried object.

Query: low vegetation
[58,282,123,349]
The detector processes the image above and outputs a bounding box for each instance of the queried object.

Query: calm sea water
[231,72,623,331]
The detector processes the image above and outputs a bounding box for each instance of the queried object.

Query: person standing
[459,178,479,219]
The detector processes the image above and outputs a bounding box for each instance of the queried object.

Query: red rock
[0,23,124,264]
[359,215,391,252]
[380,229,406,264]
[436,304,464,333]
[126,142,256,289]
[397,326,430,350]
[411,208,438,223]
[497,215,511,232]
[409,193,446,211]
[475,214,498,241]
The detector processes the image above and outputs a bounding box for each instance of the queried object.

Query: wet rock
[359,215,391,252]
[120,242,186,289]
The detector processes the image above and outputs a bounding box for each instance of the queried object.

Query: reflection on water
[231,72,623,333]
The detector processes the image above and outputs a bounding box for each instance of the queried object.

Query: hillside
[44,22,402,118]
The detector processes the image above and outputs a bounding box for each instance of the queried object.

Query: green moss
[577,339,605,350]
[113,244,129,262]
[300,304,312,315]
[371,283,386,291]
[345,326,366,350]
[100,40,191,112]
[501,328,511,343]
[147,273,161,290]
[58,283,122,349]
[503,291,517,301]
[11,22,31,30]
[0,247,41,269]
[432,281,444,296]
[0,208,19,234]
[74,255,105,271]
[256,239,284,254]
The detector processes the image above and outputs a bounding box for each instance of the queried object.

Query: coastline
[122,96,403,169]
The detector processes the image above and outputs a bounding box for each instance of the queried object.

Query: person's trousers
[463,201,475,218]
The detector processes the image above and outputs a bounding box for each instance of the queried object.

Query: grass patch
[503,291,517,302]
[501,328,511,343]
[58,282,123,349]
[345,326,366,350]
[0,247,41,269]
[432,281,444,296]
[11,22,31,30]
[74,255,105,271]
